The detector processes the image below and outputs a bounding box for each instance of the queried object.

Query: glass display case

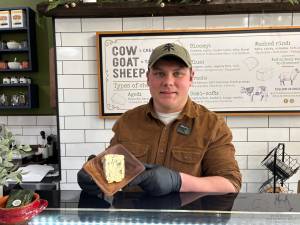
[15,190,300,225]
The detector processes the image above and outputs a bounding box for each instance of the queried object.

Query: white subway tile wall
[55,18,81,32]
[0,116,57,146]
[227,116,268,128]
[54,13,300,192]
[123,17,164,30]
[65,116,104,129]
[61,156,85,169]
[60,130,85,143]
[293,13,300,25]
[83,75,98,89]
[81,18,122,32]
[59,103,85,116]
[82,47,96,60]
[63,61,97,74]
[84,102,99,116]
[231,128,247,142]
[0,116,8,124]
[57,75,84,89]
[37,116,57,126]
[65,143,105,156]
[164,15,205,29]
[269,116,300,127]
[61,33,96,47]
[248,128,289,141]
[249,13,292,27]
[55,33,62,46]
[206,14,249,28]
[8,116,36,125]
[56,47,83,61]
[64,89,98,102]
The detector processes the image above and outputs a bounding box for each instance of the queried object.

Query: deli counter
[7,190,300,225]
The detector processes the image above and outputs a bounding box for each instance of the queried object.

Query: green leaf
[6,131,13,139]
[289,0,299,4]
[46,2,61,12]
[7,151,13,161]
[0,168,8,178]
[0,139,10,146]
[0,127,26,186]
[17,145,32,152]
[3,161,14,168]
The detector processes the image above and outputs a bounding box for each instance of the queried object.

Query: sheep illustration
[241,86,268,102]
[278,68,300,86]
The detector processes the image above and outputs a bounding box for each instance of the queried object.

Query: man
[78,43,241,196]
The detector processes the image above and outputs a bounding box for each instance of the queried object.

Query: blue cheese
[102,154,125,183]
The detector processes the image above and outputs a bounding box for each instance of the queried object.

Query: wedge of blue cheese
[102,154,125,183]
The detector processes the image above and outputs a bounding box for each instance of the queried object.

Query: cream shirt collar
[156,111,181,125]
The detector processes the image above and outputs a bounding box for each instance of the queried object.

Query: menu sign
[97,28,300,117]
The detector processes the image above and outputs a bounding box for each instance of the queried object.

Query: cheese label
[12,199,22,207]
[11,10,26,28]
[0,11,10,28]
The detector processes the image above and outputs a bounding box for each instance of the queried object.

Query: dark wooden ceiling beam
[37,2,300,18]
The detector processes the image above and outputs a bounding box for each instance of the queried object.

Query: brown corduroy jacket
[110,97,242,191]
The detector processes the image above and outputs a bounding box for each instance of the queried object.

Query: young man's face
[147,58,194,113]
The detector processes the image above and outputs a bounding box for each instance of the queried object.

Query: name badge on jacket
[177,123,191,135]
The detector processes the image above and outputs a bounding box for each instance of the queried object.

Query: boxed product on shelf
[11,9,26,28]
[0,10,11,28]
[0,8,36,72]
[0,61,8,69]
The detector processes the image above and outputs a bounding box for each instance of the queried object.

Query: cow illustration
[279,68,300,86]
[241,86,268,102]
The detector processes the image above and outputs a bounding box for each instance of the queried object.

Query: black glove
[77,155,102,196]
[129,164,181,196]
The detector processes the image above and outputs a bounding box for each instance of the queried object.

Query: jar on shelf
[11,94,19,106]
[0,61,8,70]
[0,94,9,106]
[21,61,29,69]
[18,92,26,105]
[10,76,19,84]
[20,40,27,48]
[19,76,27,84]
[3,77,10,84]
[0,41,7,50]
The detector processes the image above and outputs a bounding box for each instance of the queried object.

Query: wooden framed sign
[97,27,300,118]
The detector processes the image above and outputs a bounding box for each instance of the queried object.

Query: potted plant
[0,126,32,196]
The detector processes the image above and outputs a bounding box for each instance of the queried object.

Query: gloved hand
[77,155,102,196]
[129,164,181,196]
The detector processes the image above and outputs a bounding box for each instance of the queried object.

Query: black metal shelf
[0,68,32,72]
[0,27,27,32]
[0,7,37,72]
[0,83,32,87]
[0,83,38,109]
[259,143,300,193]
[0,48,29,52]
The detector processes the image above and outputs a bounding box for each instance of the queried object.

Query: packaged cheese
[11,9,26,28]
[102,154,125,183]
[0,11,11,29]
